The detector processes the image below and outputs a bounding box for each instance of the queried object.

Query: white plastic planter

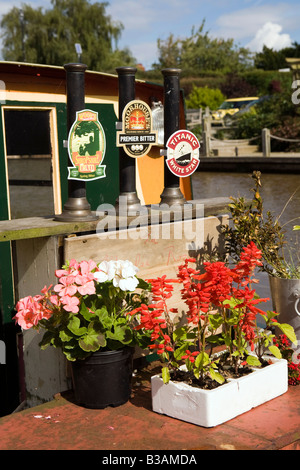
[151,357,288,427]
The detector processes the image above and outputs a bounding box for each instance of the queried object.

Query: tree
[254,42,300,70]
[185,85,225,110]
[0,0,136,72]
[156,34,181,69]
[154,21,252,74]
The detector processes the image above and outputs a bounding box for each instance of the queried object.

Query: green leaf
[80,302,96,321]
[98,313,114,329]
[195,351,210,369]
[78,321,106,352]
[63,351,77,362]
[185,358,194,372]
[162,367,170,384]
[173,343,188,361]
[59,329,74,342]
[206,334,224,345]
[67,315,87,336]
[208,314,223,330]
[95,306,109,320]
[246,355,261,367]
[173,326,188,342]
[63,346,88,362]
[106,325,133,344]
[277,323,298,346]
[39,330,55,350]
[209,367,225,384]
[223,297,242,309]
[268,345,282,359]
[137,278,151,290]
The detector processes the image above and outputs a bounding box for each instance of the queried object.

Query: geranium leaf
[67,315,87,336]
[79,324,106,352]
[39,330,55,350]
[80,302,96,321]
[95,306,109,319]
[106,325,132,344]
[59,329,74,342]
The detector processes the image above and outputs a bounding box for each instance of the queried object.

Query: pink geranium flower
[62,295,80,314]
[14,295,52,329]
[55,259,79,278]
[54,276,78,297]
[14,296,39,329]
[50,295,60,306]
[77,281,95,296]
[79,260,97,276]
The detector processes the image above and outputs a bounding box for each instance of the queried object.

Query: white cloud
[214,3,297,42]
[246,22,292,52]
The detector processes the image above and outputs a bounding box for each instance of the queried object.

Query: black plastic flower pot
[71,347,134,409]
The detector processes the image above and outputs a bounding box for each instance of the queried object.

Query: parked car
[223,95,270,125]
[212,97,259,124]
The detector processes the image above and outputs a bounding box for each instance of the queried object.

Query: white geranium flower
[120,260,139,278]
[95,260,139,291]
[118,275,139,291]
[113,260,139,291]
[94,260,117,283]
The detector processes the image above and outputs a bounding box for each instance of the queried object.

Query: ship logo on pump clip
[117,100,158,158]
[166,130,200,177]
[68,109,106,181]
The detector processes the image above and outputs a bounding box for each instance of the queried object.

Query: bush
[220,73,258,98]
[186,85,225,110]
[270,118,300,152]
[241,69,293,96]
[233,90,300,152]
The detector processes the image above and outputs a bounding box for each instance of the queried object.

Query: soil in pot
[169,352,260,390]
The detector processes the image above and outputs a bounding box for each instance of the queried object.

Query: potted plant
[221,171,300,357]
[129,242,297,427]
[13,259,151,409]
[273,334,300,386]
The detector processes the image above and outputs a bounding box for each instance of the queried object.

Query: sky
[1,0,300,70]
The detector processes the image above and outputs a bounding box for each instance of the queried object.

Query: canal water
[192,171,300,234]
[192,171,300,311]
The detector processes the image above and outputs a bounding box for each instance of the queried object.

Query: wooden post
[203,107,211,134]
[115,66,142,214]
[160,68,185,206]
[262,128,271,157]
[55,63,97,221]
[202,131,211,157]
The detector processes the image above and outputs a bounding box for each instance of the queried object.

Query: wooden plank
[15,236,61,298]
[0,198,231,242]
[15,236,70,407]
[0,216,99,242]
